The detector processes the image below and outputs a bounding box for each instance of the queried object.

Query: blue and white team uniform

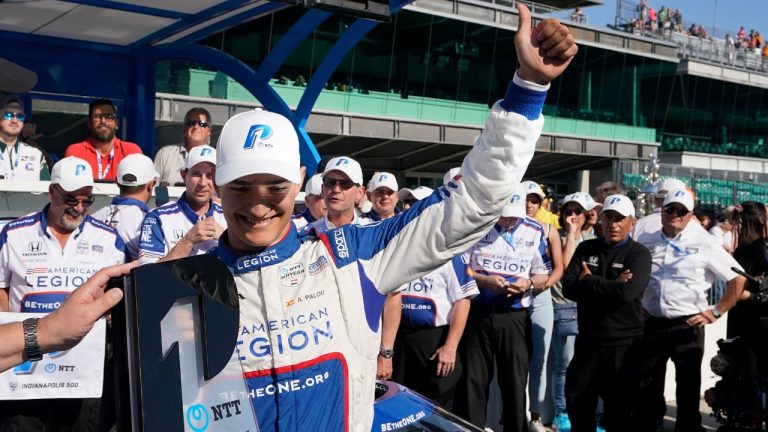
[92,197,150,261]
[0,207,126,312]
[456,216,552,430]
[392,255,479,407]
[137,193,226,264]
[291,209,317,230]
[210,76,546,432]
[303,213,371,234]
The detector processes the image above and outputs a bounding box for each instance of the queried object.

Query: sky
[568,0,768,38]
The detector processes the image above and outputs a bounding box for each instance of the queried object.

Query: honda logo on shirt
[28,242,42,252]
[173,229,185,240]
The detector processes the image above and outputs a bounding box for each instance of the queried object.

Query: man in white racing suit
[209,7,577,431]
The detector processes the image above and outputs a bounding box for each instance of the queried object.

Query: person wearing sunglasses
[65,98,142,182]
[632,177,708,239]
[0,156,127,430]
[291,173,326,229]
[633,188,747,432]
[304,155,371,234]
[154,107,213,187]
[0,94,49,181]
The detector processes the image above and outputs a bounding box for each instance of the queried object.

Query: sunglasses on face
[663,206,689,217]
[185,120,210,128]
[322,177,357,190]
[92,113,118,121]
[55,187,95,207]
[563,207,584,216]
[2,112,26,122]
[403,199,418,206]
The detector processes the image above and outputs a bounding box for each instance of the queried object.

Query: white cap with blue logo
[215,109,301,186]
[185,145,216,170]
[118,154,158,186]
[502,184,527,218]
[368,172,398,192]
[663,188,694,212]
[602,194,635,217]
[51,156,94,192]
[322,156,363,186]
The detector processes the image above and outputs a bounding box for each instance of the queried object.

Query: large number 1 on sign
[113,255,257,432]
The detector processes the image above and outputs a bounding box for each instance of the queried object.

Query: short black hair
[89,98,117,117]
[185,107,211,123]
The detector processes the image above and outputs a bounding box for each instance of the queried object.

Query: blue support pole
[128,44,157,155]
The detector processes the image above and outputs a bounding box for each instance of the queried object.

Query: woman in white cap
[520,180,563,432]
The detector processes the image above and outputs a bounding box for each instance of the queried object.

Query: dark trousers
[636,316,705,432]
[565,336,642,432]
[455,307,529,432]
[392,325,461,410]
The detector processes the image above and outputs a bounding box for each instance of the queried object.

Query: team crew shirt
[138,193,226,264]
[65,138,142,182]
[209,78,545,432]
[291,209,317,230]
[0,207,126,312]
[304,214,372,234]
[465,218,551,309]
[399,255,479,328]
[0,141,48,181]
[635,221,743,318]
[92,197,150,261]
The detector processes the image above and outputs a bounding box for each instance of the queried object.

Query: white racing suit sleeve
[321,74,546,294]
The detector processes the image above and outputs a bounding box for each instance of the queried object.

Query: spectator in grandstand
[65,99,142,182]
[594,181,622,204]
[762,42,768,70]
[738,26,746,42]
[521,180,564,432]
[305,156,370,234]
[391,186,478,410]
[92,154,158,260]
[569,7,585,24]
[398,186,433,211]
[562,194,651,432]
[730,201,768,379]
[726,33,737,64]
[0,156,127,430]
[632,177,687,238]
[456,184,552,432]
[363,172,400,221]
[0,261,137,373]
[138,146,225,264]
[648,7,657,33]
[154,107,213,187]
[0,94,49,181]
[634,188,747,432]
[710,206,737,253]
[291,173,325,229]
[550,192,599,432]
[673,9,682,32]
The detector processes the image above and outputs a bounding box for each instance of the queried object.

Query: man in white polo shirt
[0,156,126,430]
[138,145,226,264]
[363,172,400,221]
[291,173,325,229]
[92,154,158,260]
[304,156,370,234]
[634,188,747,432]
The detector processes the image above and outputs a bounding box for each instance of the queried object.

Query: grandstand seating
[660,135,768,158]
[623,173,768,207]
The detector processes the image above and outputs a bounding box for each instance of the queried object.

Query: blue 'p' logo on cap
[335,158,350,166]
[243,124,273,149]
[609,197,621,204]
[674,190,686,197]
[378,174,387,181]
[200,147,213,156]
[75,164,87,176]
[511,194,522,203]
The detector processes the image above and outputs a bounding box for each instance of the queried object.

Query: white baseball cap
[443,167,461,185]
[562,192,598,211]
[51,156,94,192]
[502,185,527,218]
[304,173,323,196]
[397,186,434,202]
[215,109,301,185]
[657,178,687,196]
[368,172,398,192]
[186,145,216,170]
[521,180,545,199]
[117,154,158,186]
[322,156,363,186]
[663,188,695,212]
[602,194,635,217]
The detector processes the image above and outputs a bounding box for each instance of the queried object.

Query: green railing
[623,173,768,207]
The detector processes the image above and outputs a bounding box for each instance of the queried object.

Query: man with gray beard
[0,156,126,430]
[64,98,142,182]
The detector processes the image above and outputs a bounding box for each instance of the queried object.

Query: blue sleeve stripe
[348,188,446,263]
[450,255,474,287]
[499,80,547,121]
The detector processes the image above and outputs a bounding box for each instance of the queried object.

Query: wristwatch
[22,318,43,362]
[710,306,722,320]
[379,347,394,359]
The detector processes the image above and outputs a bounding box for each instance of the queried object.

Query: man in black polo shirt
[562,194,652,432]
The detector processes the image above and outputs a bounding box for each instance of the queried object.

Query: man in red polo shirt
[65,98,142,182]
